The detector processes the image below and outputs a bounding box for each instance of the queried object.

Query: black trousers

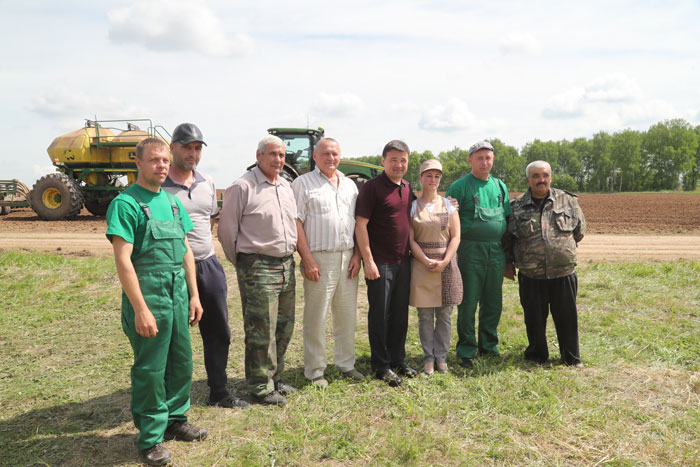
[196,255,232,399]
[518,271,581,365]
[366,263,411,373]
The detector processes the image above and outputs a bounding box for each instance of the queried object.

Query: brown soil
[1,193,699,261]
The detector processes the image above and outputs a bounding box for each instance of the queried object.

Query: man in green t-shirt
[106,137,207,466]
[445,141,511,370]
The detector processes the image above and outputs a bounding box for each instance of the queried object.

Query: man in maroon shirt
[355,140,418,386]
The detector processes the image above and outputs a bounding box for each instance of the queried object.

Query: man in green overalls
[106,137,207,466]
[446,141,511,370]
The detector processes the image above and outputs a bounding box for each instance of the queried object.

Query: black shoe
[377,369,402,387]
[459,357,473,369]
[207,394,250,409]
[393,363,417,378]
[163,421,208,442]
[274,381,297,396]
[139,443,171,466]
[253,391,287,406]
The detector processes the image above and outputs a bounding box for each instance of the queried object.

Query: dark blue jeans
[366,263,411,373]
[196,255,231,400]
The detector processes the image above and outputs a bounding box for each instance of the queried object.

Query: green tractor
[29,119,170,220]
[249,127,382,187]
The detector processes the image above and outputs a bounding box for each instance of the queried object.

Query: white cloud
[419,98,476,132]
[498,33,541,56]
[310,92,365,118]
[542,87,586,119]
[543,73,649,120]
[107,0,253,57]
[584,73,640,103]
[28,88,149,120]
[619,99,676,124]
[32,164,58,180]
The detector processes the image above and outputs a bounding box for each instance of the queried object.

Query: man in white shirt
[292,138,365,388]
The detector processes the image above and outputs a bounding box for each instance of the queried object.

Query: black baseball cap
[172,123,207,146]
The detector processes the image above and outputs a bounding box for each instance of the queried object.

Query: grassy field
[1,251,699,466]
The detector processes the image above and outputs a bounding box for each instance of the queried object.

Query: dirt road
[1,208,699,262]
[3,192,700,261]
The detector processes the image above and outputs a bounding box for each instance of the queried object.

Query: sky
[2,0,700,189]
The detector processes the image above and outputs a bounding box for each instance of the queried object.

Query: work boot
[311,377,329,389]
[342,368,365,382]
[459,358,473,369]
[253,391,287,406]
[139,443,171,466]
[163,421,208,442]
[207,394,250,409]
[274,380,297,395]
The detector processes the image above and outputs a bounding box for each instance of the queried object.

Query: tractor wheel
[347,174,370,190]
[30,173,84,220]
[0,205,10,216]
[84,191,119,217]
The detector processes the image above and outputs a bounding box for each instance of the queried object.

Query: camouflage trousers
[235,253,296,397]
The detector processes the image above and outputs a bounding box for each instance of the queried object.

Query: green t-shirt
[106,184,194,257]
[446,173,512,239]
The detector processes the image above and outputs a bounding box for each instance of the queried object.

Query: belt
[237,252,293,262]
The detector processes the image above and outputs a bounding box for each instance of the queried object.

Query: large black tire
[30,173,84,220]
[84,191,119,217]
[0,205,10,215]
[347,174,370,190]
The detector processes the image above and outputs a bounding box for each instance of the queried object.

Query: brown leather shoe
[163,421,208,442]
[139,443,171,466]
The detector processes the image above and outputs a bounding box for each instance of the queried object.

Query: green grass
[1,251,699,465]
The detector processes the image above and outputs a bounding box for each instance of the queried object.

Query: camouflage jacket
[502,187,585,279]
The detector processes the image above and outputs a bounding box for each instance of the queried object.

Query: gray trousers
[417,306,452,364]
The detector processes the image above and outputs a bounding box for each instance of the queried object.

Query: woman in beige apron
[409,160,462,374]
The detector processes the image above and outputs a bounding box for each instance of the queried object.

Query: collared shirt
[162,170,218,262]
[292,167,357,253]
[218,166,297,264]
[355,171,415,264]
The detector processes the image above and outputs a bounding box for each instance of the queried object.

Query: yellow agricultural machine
[29,119,169,220]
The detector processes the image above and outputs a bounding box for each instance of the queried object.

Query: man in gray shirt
[163,123,248,409]
[219,135,298,406]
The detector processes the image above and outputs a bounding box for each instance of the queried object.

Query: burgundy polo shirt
[355,171,415,264]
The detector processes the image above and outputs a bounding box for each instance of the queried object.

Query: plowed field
[1,193,699,261]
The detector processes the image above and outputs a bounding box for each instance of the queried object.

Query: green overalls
[455,176,507,359]
[121,190,193,451]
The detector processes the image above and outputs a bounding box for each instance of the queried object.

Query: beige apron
[409,198,462,307]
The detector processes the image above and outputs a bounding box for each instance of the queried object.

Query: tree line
[349,118,700,193]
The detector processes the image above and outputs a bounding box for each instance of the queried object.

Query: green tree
[608,129,642,191]
[571,137,592,190]
[437,147,470,191]
[489,138,526,191]
[586,132,612,191]
[641,119,698,190]
[406,150,435,190]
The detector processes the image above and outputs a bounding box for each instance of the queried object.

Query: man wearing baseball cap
[163,123,249,409]
[445,141,511,370]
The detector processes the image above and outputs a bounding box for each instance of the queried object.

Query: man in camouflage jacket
[502,160,585,367]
